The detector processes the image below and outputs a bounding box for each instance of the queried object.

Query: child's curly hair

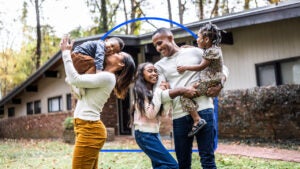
[198,22,225,46]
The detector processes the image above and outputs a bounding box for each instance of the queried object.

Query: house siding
[3,64,71,117]
[223,17,300,90]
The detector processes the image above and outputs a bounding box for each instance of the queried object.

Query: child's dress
[181,46,224,112]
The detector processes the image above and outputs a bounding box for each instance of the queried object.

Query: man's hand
[206,84,222,97]
[182,86,198,98]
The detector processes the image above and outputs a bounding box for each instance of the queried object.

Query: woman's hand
[60,34,74,51]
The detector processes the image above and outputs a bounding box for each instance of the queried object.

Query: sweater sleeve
[62,50,115,88]
[143,88,163,119]
[154,64,173,104]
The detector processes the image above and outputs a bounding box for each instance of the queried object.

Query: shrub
[63,117,74,130]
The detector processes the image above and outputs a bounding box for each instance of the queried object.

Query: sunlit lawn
[0,138,299,169]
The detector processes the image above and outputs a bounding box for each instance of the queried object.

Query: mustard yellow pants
[73,118,107,169]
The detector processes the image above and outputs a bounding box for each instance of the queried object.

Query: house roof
[1,0,300,107]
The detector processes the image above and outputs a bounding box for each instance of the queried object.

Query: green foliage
[0,48,28,96]
[63,117,74,130]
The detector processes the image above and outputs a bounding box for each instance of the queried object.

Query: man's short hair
[152,27,173,37]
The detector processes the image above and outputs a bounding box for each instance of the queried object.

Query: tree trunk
[167,0,173,27]
[99,0,108,32]
[210,0,219,18]
[221,0,229,15]
[34,0,41,70]
[178,0,183,24]
[122,0,129,34]
[198,0,204,20]
[129,0,143,35]
[244,0,250,10]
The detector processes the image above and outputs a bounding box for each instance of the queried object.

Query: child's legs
[71,53,96,74]
[180,97,201,124]
[190,110,201,124]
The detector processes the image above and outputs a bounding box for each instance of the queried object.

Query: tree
[244,0,250,10]
[0,48,28,96]
[21,0,45,70]
[167,0,173,27]
[210,0,219,18]
[33,0,43,70]
[178,0,187,24]
[86,0,108,34]
[129,0,145,35]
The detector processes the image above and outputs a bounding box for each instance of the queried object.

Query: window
[27,102,34,115]
[34,100,41,114]
[0,106,4,118]
[27,100,41,115]
[66,94,72,110]
[8,107,15,117]
[256,57,300,86]
[48,96,62,112]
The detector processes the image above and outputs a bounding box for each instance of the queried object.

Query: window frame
[66,93,72,110]
[48,96,62,113]
[255,57,299,86]
[34,100,41,114]
[8,107,15,117]
[27,102,34,115]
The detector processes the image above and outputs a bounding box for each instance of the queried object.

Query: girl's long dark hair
[129,62,163,127]
[114,52,136,99]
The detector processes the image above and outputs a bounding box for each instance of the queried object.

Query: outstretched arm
[60,36,114,89]
[177,58,210,73]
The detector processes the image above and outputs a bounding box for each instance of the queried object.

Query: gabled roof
[1,0,300,106]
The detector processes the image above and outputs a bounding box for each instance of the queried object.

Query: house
[0,1,299,139]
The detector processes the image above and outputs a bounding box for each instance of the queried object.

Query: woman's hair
[198,22,225,46]
[132,62,154,115]
[114,52,136,99]
[129,62,164,128]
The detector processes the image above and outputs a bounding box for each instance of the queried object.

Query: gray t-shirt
[154,47,214,120]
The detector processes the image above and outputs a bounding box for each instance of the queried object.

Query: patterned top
[199,46,224,83]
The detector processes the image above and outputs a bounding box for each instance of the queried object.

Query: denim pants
[173,108,216,169]
[135,130,179,169]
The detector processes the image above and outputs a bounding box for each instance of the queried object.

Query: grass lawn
[0,138,299,169]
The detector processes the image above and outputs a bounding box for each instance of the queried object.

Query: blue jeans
[173,108,216,169]
[135,130,179,169]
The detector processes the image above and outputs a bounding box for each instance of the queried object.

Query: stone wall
[218,84,300,141]
[0,112,72,139]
